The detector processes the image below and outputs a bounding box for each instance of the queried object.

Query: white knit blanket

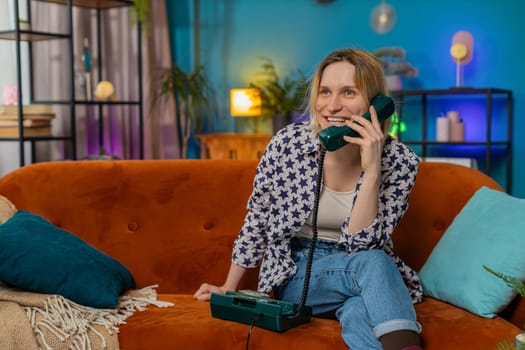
[0,282,174,350]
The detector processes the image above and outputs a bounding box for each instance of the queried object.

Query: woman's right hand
[193,283,229,302]
[194,263,246,302]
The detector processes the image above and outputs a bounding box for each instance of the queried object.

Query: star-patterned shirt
[232,121,423,303]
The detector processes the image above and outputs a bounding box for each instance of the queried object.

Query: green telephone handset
[318,94,395,151]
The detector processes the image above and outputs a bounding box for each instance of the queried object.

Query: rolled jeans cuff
[373,319,422,339]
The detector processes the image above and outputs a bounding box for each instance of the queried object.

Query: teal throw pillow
[419,186,525,318]
[0,210,135,308]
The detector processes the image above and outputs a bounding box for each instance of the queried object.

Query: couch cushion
[0,210,135,308]
[415,298,521,349]
[419,186,525,318]
[118,294,520,350]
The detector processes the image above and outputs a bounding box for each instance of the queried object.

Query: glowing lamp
[230,88,262,117]
[450,31,474,87]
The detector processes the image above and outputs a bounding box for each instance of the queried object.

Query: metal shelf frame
[1,0,143,166]
[391,87,513,192]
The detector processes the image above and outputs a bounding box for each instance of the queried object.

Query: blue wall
[166,0,525,197]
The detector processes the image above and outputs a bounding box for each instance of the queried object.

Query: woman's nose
[327,96,342,113]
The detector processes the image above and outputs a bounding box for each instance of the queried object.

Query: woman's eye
[343,89,355,97]
[319,89,330,96]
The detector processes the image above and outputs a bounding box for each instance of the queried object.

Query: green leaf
[483,265,525,296]
[150,63,220,158]
[495,338,515,350]
[248,56,309,118]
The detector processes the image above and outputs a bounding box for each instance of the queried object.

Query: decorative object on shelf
[447,110,465,142]
[94,81,115,101]
[82,38,92,100]
[435,110,465,142]
[230,88,261,117]
[0,104,54,137]
[372,47,418,91]
[369,0,397,34]
[151,63,218,159]
[74,71,86,100]
[18,18,30,31]
[248,56,309,134]
[436,114,450,142]
[2,85,17,105]
[450,30,474,87]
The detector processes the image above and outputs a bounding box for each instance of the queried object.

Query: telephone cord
[296,146,326,315]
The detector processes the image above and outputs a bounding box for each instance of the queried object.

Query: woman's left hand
[343,105,385,174]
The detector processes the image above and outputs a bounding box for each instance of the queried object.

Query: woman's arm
[342,141,420,251]
[347,169,381,233]
[193,263,248,301]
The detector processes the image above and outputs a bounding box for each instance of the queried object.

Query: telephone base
[210,291,311,332]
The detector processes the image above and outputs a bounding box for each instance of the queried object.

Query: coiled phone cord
[296,146,327,315]
[246,146,326,349]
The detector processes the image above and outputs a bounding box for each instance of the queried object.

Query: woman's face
[315,61,368,130]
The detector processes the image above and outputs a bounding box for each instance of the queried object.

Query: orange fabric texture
[0,159,522,349]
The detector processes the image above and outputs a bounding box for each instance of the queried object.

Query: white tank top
[296,186,356,242]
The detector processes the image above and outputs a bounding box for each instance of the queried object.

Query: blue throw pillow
[0,210,135,308]
[419,186,525,318]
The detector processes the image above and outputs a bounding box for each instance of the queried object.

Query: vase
[516,333,525,349]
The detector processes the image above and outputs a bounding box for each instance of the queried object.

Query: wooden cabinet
[197,133,272,160]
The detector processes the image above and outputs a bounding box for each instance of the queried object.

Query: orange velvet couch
[0,159,522,349]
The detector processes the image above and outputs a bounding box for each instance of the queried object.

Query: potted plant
[151,63,218,159]
[372,46,418,91]
[484,265,525,350]
[248,56,309,134]
[130,0,150,28]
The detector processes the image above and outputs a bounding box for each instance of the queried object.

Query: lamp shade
[230,88,262,117]
[451,30,474,64]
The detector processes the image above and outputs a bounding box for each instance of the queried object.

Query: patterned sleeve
[340,140,420,252]
[231,135,280,268]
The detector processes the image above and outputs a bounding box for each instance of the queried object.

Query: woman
[194,48,423,350]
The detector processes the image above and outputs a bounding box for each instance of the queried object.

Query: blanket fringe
[24,285,174,350]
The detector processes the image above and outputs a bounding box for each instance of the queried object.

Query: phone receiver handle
[318,94,395,152]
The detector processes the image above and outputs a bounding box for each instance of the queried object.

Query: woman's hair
[308,48,389,134]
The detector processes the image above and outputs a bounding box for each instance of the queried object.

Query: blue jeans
[275,237,420,350]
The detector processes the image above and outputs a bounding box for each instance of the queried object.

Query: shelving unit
[390,87,513,192]
[0,0,143,166]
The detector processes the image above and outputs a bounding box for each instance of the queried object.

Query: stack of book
[0,104,55,137]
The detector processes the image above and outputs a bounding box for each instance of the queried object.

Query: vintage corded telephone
[318,94,396,151]
[210,94,395,334]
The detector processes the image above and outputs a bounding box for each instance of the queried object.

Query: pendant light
[369,0,397,34]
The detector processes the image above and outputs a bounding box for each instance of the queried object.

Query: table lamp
[230,88,262,117]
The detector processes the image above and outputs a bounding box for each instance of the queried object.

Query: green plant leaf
[248,56,309,118]
[150,63,219,158]
[495,338,515,350]
[483,265,525,296]
[131,0,150,30]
